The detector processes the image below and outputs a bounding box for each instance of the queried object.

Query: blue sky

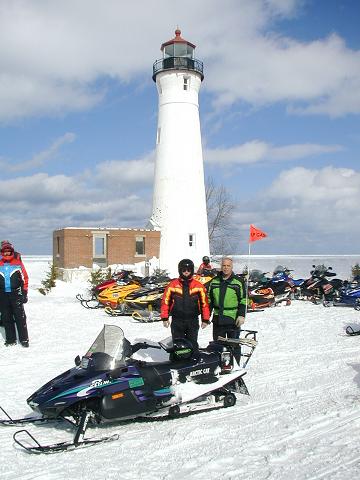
[0,0,359,255]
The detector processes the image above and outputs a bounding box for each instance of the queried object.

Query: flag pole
[246,224,267,314]
[245,238,251,314]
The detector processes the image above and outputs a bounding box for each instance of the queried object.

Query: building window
[93,234,107,258]
[135,236,145,256]
[56,237,60,257]
[189,233,195,247]
[183,77,190,91]
[157,127,161,144]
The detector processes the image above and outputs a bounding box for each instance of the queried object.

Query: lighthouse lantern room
[149,29,210,277]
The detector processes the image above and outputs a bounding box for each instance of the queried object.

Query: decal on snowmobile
[189,368,210,377]
[50,378,124,401]
[128,378,145,388]
[77,379,113,397]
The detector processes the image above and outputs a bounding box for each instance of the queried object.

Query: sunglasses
[181,268,192,272]
[2,251,12,256]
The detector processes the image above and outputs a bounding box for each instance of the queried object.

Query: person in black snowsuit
[0,241,29,347]
[161,259,210,352]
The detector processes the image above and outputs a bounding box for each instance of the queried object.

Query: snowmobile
[324,277,360,309]
[1,324,257,453]
[103,280,169,317]
[76,270,138,308]
[96,274,171,310]
[193,269,218,287]
[247,270,274,310]
[297,265,339,304]
[265,266,293,306]
[95,281,143,309]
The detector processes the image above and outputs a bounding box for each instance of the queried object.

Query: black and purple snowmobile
[1,324,257,453]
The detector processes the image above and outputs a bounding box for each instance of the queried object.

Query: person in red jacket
[196,255,213,275]
[161,258,210,352]
[0,241,29,347]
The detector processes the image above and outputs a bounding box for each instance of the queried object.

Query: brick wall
[53,228,160,269]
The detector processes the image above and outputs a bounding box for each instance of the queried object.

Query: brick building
[53,227,160,269]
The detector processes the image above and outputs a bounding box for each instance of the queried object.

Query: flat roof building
[53,227,160,270]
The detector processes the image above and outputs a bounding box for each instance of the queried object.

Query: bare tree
[206,177,235,254]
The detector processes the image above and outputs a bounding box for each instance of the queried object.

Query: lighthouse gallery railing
[152,57,204,81]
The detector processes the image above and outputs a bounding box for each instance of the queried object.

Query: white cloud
[95,152,155,187]
[267,166,360,204]
[0,0,359,121]
[205,141,343,165]
[1,132,76,172]
[0,173,82,202]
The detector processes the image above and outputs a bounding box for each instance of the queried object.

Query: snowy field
[1,256,360,480]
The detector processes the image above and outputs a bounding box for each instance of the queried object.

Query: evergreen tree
[38,263,59,295]
[351,263,360,279]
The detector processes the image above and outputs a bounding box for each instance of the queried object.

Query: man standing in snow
[161,258,210,352]
[208,257,247,362]
[0,241,29,347]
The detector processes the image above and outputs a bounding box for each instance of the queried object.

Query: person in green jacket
[208,257,247,361]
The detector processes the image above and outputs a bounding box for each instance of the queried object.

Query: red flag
[249,224,267,243]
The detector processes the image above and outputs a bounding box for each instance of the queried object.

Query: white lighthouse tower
[149,29,209,277]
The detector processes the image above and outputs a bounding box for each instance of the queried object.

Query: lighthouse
[149,29,210,276]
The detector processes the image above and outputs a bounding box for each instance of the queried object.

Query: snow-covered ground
[1,256,360,480]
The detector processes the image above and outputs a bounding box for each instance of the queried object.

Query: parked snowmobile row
[76,269,217,319]
[76,270,171,315]
[0,324,258,453]
[76,265,360,318]
[246,265,360,312]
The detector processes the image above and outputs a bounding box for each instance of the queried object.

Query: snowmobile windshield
[273,265,285,274]
[250,270,267,282]
[313,265,327,276]
[82,325,132,371]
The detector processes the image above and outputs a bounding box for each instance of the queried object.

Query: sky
[0,0,360,255]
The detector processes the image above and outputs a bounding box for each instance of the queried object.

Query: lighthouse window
[157,127,161,144]
[174,43,187,57]
[188,234,196,247]
[164,44,174,58]
[135,236,146,256]
[183,77,190,91]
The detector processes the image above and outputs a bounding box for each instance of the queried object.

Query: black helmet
[171,338,194,361]
[178,258,194,279]
[202,256,210,264]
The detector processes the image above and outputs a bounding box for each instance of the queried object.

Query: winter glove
[162,319,170,328]
[235,316,245,328]
[22,290,28,304]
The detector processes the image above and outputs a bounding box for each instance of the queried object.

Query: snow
[1,256,360,480]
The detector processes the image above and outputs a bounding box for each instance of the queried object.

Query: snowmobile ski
[13,428,119,454]
[345,326,360,336]
[104,305,129,316]
[0,406,58,427]
[131,310,162,322]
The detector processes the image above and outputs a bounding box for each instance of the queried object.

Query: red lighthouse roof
[161,28,196,51]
